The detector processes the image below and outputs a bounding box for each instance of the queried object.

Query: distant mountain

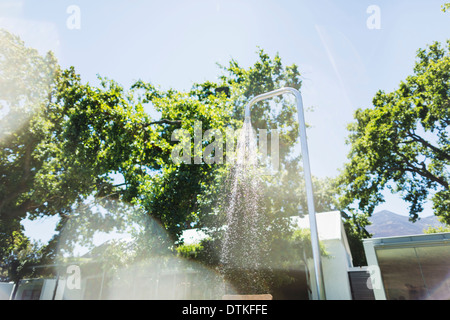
[366,210,446,238]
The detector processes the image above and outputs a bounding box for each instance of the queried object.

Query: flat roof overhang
[364,232,450,249]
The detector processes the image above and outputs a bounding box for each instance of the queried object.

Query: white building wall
[322,239,353,300]
[305,211,355,300]
[307,239,354,300]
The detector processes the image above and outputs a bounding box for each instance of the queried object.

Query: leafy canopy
[339,40,450,224]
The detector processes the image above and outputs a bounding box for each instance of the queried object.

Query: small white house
[293,211,370,300]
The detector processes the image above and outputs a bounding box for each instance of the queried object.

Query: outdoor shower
[244,87,326,300]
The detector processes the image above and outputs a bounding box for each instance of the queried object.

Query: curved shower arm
[244,87,326,300]
[244,87,301,120]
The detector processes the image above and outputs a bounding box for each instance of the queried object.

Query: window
[376,244,450,300]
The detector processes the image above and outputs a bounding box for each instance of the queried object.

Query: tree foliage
[0,30,367,292]
[442,3,450,13]
[125,48,305,243]
[0,30,309,252]
[338,40,450,224]
[0,30,60,221]
[0,31,128,239]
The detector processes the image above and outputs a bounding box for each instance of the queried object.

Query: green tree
[338,40,450,224]
[57,47,321,296]
[0,29,59,222]
[125,49,304,242]
[0,225,44,298]
[2,30,365,296]
[0,30,131,236]
[0,28,305,249]
[0,30,149,275]
[0,30,308,259]
[0,30,64,275]
[424,224,450,233]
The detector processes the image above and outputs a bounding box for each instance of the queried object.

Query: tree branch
[406,131,450,162]
[147,119,182,126]
[394,150,449,188]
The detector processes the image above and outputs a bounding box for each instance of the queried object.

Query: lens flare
[427,270,450,300]
[54,200,235,300]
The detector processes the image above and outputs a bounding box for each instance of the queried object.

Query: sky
[1,0,450,244]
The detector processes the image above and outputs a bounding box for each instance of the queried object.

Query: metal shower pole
[244,87,326,300]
